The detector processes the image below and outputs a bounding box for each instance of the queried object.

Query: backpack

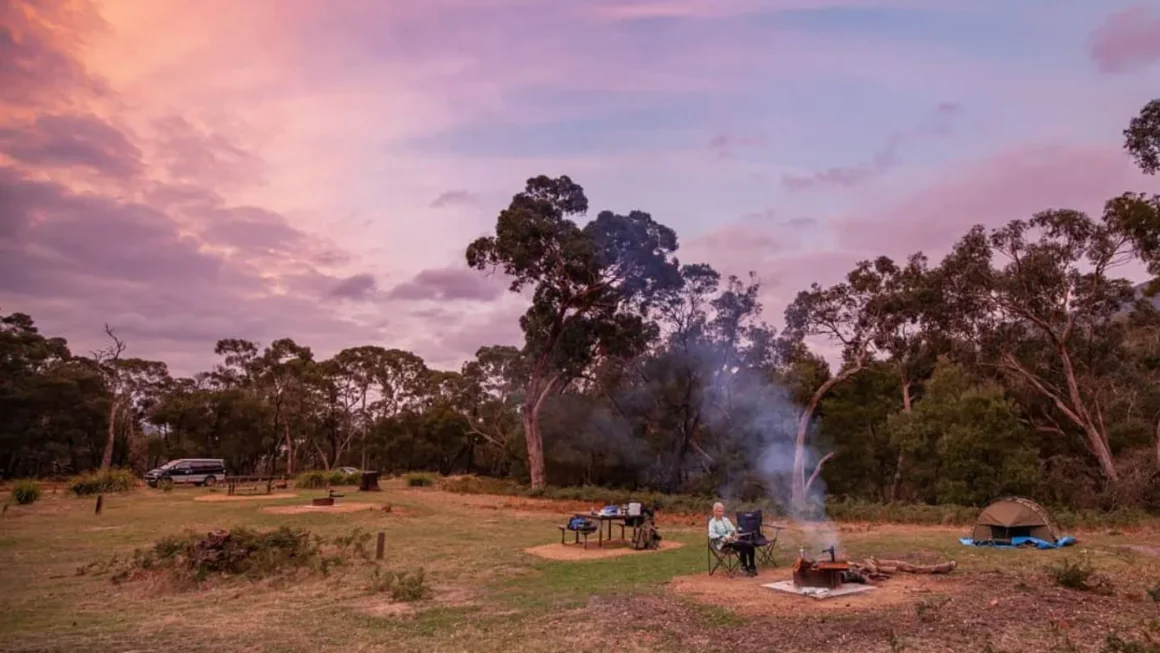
[631,519,661,550]
[568,516,594,531]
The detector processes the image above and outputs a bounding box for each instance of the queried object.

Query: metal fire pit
[792,545,849,589]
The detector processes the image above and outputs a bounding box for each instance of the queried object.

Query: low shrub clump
[96,526,379,585]
[295,470,328,489]
[1049,554,1114,595]
[329,471,361,486]
[404,473,435,487]
[68,469,136,496]
[297,470,361,488]
[367,566,432,602]
[1103,633,1160,653]
[11,479,41,505]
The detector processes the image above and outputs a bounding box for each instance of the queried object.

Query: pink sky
[2,0,1159,375]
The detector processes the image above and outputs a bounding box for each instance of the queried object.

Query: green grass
[1,480,1158,653]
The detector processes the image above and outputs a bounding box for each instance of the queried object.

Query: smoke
[699,358,841,556]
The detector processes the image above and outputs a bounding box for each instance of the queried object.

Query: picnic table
[225,475,276,496]
[573,512,643,548]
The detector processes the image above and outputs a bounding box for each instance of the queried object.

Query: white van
[144,459,227,487]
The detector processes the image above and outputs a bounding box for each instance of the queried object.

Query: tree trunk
[1154,417,1159,469]
[791,354,866,509]
[283,422,295,475]
[100,397,120,470]
[890,380,913,502]
[521,402,545,489]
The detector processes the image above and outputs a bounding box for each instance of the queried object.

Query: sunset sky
[2,0,1160,376]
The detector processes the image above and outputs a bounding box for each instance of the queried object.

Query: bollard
[376,532,385,560]
[95,494,103,515]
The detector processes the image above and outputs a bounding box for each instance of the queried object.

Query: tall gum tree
[782,256,908,509]
[466,175,681,488]
[938,211,1136,482]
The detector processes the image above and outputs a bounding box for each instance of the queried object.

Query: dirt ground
[194,493,297,502]
[669,566,959,616]
[524,540,686,561]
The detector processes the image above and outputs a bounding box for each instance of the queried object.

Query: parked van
[144,459,227,487]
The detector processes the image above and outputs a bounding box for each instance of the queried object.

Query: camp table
[573,512,639,547]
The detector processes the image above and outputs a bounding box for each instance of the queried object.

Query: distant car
[336,466,361,475]
[145,459,227,487]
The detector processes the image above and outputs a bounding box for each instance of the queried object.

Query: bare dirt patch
[194,493,297,502]
[260,502,381,515]
[669,567,960,617]
[524,539,686,561]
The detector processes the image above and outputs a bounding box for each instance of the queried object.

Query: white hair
[712,502,724,511]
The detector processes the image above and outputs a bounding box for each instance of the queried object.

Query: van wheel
[204,476,217,487]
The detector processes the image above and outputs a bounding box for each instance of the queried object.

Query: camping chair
[707,537,741,577]
[736,510,782,568]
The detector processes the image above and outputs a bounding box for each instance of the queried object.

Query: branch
[804,451,835,495]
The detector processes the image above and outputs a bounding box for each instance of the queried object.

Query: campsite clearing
[1,480,1158,653]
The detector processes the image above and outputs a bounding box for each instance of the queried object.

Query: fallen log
[868,557,957,574]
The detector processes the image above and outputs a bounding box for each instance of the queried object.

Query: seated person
[708,501,756,576]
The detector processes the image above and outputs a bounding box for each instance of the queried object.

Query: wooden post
[376,532,385,560]
[95,494,103,515]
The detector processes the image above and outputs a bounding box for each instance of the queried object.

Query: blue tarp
[959,535,1077,549]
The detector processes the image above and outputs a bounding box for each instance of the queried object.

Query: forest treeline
[3,101,1160,513]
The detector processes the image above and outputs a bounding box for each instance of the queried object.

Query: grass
[1,479,1158,652]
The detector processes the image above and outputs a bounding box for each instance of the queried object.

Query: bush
[1103,634,1160,653]
[160,478,174,492]
[11,479,41,505]
[1147,581,1160,603]
[404,473,435,487]
[106,526,377,585]
[295,471,328,489]
[368,566,432,602]
[329,471,361,486]
[1049,554,1114,595]
[68,469,136,496]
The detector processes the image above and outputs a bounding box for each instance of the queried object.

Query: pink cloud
[1089,6,1160,74]
[829,144,1160,259]
[782,102,962,192]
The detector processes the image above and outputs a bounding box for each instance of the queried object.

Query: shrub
[11,479,41,505]
[1147,581,1160,603]
[1049,554,1113,595]
[368,566,432,602]
[106,526,378,584]
[1103,633,1160,653]
[329,471,361,486]
[295,471,328,489]
[404,473,435,487]
[160,478,174,492]
[68,469,136,496]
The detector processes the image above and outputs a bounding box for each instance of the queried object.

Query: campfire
[792,545,849,589]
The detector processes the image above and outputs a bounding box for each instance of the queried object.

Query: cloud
[327,273,378,300]
[829,143,1160,259]
[0,0,108,109]
[708,132,766,159]
[430,189,480,208]
[151,115,265,189]
[1089,6,1160,74]
[781,101,962,192]
[386,266,507,302]
[0,113,142,178]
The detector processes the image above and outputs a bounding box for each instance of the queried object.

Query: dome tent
[969,496,1059,544]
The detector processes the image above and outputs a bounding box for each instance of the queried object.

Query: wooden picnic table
[573,513,643,548]
[225,475,276,496]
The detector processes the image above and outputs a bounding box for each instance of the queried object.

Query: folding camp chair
[707,537,741,577]
[736,510,782,568]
